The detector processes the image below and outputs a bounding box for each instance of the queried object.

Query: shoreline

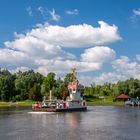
[87,101,125,106]
[0,100,34,108]
[0,101,125,108]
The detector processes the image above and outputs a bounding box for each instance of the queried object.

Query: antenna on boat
[49,90,52,101]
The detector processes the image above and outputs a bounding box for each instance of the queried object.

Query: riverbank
[87,96,125,106]
[87,101,125,106]
[0,100,34,107]
[0,99,125,107]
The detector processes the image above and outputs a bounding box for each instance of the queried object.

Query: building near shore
[116,93,130,102]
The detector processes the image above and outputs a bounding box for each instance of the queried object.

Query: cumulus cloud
[10,67,30,74]
[136,54,140,61]
[93,72,128,85]
[66,9,79,15]
[5,36,74,60]
[0,21,121,84]
[0,49,34,68]
[26,6,33,16]
[91,55,140,85]
[76,72,127,86]
[81,46,116,63]
[35,59,102,75]
[112,56,140,75]
[20,21,121,48]
[112,56,140,78]
[4,21,121,51]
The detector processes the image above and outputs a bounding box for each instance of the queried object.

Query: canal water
[0,106,140,140]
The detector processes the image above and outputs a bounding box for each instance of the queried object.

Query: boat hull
[32,107,87,112]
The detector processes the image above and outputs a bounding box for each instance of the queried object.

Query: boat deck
[32,107,87,112]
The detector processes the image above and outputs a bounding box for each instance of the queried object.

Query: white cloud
[131,8,140,23]
[0,21,121,85]
[76,72,127,86]
[4,21,121,52]
[10,67,30,74]
[133,8,140,16]
[81,46,116,63]
[38,6,48,19]
[49,8,60,22]
[26,6,33,16]
[66,9,79,15]
[77,75,95,86]
[112,56,140,78]
[93,72,128,85]
[25,21,121,48]
[35,59,102,75]
[85,55,140,85]
[136,54,140,61]
[37,7,60,22]
[0,49,34,68]
[112,56,136,73]
[5,36,74,60]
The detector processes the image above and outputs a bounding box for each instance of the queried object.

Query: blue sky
[0,0,140,85]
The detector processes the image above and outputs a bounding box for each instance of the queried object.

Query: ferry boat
[32,68,87,112]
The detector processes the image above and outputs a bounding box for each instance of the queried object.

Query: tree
[101,83,112,96]
[28,84,42,101]
[112,84,119,97]
[64,73,72,86]
[15,70,44,100]
[0,69,16,101]
[52,78,64,99]
[41,72,56,99]
[60,86,69,100]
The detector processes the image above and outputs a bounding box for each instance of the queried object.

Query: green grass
[16,100,34,106]
[0,96,125,107]
[0,100,34,107]
[87,96,125,106]
[0,102,10,107]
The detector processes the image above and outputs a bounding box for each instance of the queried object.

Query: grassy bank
[0,97,125,107]
[87,96,125,106]
[87,101,125,106]
[0,100,34,107]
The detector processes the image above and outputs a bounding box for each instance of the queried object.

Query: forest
[0,68,140,102]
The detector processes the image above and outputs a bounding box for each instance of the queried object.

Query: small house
[116,94,130,102]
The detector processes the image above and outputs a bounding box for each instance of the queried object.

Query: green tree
[28,84,42,101]
[60,86,69,100]
[52,78,64,99]
[64,73,72,86]
[101,83,112,96]
[41,72,56,99]
[0,69,16,101]
[15,70,44,100]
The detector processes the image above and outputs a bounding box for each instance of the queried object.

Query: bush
[113,98,117,102]
[15,95,21,101]
[12,97,16,102]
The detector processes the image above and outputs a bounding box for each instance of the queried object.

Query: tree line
[84,78,140,99]
[0,69,72,102]
[0,68,140,102]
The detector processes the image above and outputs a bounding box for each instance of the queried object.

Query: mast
[71,68,76,83]
[49,90,52,101]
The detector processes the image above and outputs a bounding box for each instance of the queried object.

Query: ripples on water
[0,106,140,140]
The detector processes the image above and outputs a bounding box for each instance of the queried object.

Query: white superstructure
[66,68,86,108]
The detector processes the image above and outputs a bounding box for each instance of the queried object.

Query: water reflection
[0,106,140,140]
